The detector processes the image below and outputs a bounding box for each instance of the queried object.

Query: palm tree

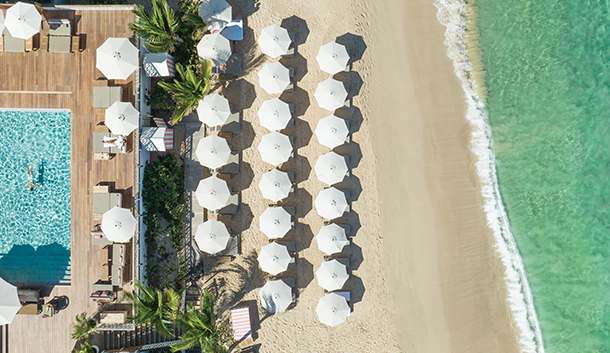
[125,281,181,337]
[158,61,211,125]
[171,291,227,353]
[182,12,208,42]
[129,0,183,53]
[72,312,97,341]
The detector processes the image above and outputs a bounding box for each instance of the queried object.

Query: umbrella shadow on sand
[0,243,70,285]
[336,33,367,63]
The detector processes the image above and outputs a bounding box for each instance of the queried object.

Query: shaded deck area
[0,6,137,353]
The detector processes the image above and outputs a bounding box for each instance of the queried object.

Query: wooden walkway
[0,6,136,353]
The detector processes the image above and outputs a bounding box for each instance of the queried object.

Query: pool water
[0,109,71,285]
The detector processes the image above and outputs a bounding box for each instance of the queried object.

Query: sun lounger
[112,243,127,267]
[93,86,123,108]
[4,30,25,52]
[92,231,113,245]
[91,281,114,300]
[48,19,71,36]
[231,306,254,347]
[49,35,71,53]
[278,241,296,252]
[210,112,241,133]
[212,234,240,257]
[18,302,41,315]
[213,151,240,174]
[211,192,240,215]
[111,264,125,288]
[93,131,127,155]
[93,190,123,214]
[213,53,242,77]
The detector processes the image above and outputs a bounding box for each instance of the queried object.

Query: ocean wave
[432,1,544,352]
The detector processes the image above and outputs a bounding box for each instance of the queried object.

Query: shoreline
[364,0,530,351]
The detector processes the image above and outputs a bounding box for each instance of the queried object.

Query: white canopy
[316,224,349,255]
[195,135,231,169]
[258,25,291,58]
[105,101,139,136]
[316,42,350,75]
[97,38,139,80]
[5,2,41,40]
[101,206,137,243]
[316,259,349,291]
[315,187,349,220]
[195,176,231,210]
[195,219,230,254]
[314,78,348,111]
[0,277,20,325]
[259,169,292,202]
[316,293,350,327]
[198,0,232,31]
[0,10,5,35]
[257,242,291,275]
[258,98,292,131]
[258,131,293,166]
[315,115,349,149]
[314,152,349,186]
[258,62,291,94]
[197,93,231,127]
[259,280,292,313]
[197,33,231,67]
[140,127,172,152]
[260,207,292,239]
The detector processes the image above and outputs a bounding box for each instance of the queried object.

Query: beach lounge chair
[93,185,123,214]
[210,192,240,215]
[212,234,241,257]
[213,151,240,174]
[48,19,72,36]
[231,306,254,348]
[49,35,71,53]
[93,86,123,108]
[213,53,242,77]
[92,231,113,246]
[210,112,241,133]
[4,30,25,52]
[93,131,127,156]
[90,281,114,300]
[111,264,124,288]
[18,302,41,315]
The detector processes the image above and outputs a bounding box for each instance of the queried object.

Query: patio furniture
[210,112,241,133]
[41,303,55,318]
[93,131,127,155]
[48,19,71,36]
[93,86,123,108]
[93,186,122,215]
[18,302,40,315]
[92,231,113,246]
[213,151,240,174]
[231,306,254,347]
[277,241,296,252]
[17,289,40,303]
[212,53,242,77]
[90,281,114,300]
[211,234,240,257]
[111,264,124,288]
[210,192,240,215]
[112,243,127,267]
[4,29,25,52]
[49,35,71,53]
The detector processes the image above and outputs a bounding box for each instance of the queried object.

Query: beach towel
[231,306,252,342]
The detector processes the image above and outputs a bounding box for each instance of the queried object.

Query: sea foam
[432,1,544,352]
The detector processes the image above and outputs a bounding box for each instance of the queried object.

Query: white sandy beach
[189,0,523,352]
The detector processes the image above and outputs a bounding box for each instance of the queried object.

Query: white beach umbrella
[314,78,348,111]
[198,0,232,31]
[0,277,20,325]
[195,176,231,210]
[258,25,291,58]
[258,62,291,94]
[315,115,349,149]
[105,101,139,136]
[197,33,231,67]
[316,293,350,327]
[316,224,349,255]
[195,219,230,254]
[0,11,5,35]
[316,42,350,75]
[259,280,292,313]
[101,206,137,243]
[195,135,231,169]
[196,93,231,126]
[260,207,292,239]
[259,169,292,202]
[5,2,41,40]
[315,187,349,220]
[258,98,292,131]
[316,259,349,291]
[258,242,291,275]
[96,38,139,80]
[258,132,293,166]
[314,152,349,186]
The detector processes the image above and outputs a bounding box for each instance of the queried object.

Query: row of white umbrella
[1,2,41,40]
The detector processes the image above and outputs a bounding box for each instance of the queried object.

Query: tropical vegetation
[125,281,181,337]
[75,340,96,353]
[159,61,211,125]
[71,313,97,341]
[129,0,182,53]
[171,291,228,352]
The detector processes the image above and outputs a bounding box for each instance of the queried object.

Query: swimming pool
[0,109,71,285]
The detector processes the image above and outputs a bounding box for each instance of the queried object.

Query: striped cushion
[231,306,252,341]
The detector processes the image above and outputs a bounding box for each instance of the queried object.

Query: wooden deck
[0,6,137,353]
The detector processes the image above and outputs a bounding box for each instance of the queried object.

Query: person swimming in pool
[22,164,42,191]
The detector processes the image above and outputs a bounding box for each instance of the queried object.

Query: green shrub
[145,85,176,110]
[86,0,123,4]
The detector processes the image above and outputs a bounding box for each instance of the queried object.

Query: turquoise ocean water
[475,0,610,352]
[0,110,71,285]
